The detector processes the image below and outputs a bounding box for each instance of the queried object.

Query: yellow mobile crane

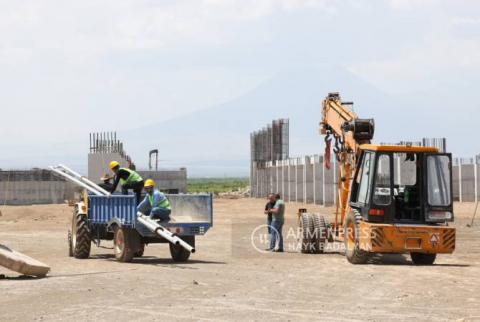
[300,92,455,265]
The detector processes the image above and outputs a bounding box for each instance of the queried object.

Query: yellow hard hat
[109,161,120,170]
[144,179,155,188]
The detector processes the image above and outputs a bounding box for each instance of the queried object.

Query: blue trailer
[51,165,213,263]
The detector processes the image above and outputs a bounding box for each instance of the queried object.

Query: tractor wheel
[300,213,315,254]
[113,227,141,263]
[68,230,73,257]
[170,236,195,262]
[134,243,145,257]
[344,210,369,264]
[410,252,436,265]
[312,214,327,254]
[71,207,91,259]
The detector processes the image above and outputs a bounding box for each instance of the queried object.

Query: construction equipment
[299,92,455,265]
[50,164,212,263]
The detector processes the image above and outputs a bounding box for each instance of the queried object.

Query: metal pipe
[137,214,195,253]
[58,164,110,196]
[49,167,103,196]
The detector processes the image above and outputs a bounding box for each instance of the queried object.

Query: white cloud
[388,0,438,10]
[0,0,335,56]
[348,33,480,94]
[451,16,480,26]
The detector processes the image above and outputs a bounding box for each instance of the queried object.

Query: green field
[187,177,249,194]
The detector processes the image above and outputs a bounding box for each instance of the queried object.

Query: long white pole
[475,163,478,204]
[49,167,103,196]
[313,156,316,205]
[459,162,463,203]
[322,156,326,206]
[58,164,110,196]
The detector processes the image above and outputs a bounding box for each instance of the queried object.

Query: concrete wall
[0,170,76,205]
[251,155,480,205]
[251,155,338,206]
[454,163,479,202]
[138,169,187,193]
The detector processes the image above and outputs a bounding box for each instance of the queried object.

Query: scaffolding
[89,132,135,169]
[250,119,289,164]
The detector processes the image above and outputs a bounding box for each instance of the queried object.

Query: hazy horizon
[1,1,479,176]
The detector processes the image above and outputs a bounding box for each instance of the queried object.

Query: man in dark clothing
[109,161,144,204]
[98,174,114,192]
[264,194,276,246]
[269,194,285,252]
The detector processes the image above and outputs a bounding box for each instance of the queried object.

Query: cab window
[357,152,373,204]
[373,154,391,205]
[427,155,452,206]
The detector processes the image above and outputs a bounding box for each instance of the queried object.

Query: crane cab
[345,144,456,264]
[350,144,454,224]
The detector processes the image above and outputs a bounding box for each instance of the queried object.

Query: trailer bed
[88,193,213,238]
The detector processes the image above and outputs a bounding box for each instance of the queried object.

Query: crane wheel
[71,207,91,259]
[344,210,369,264]
[170,236,194,262]
[113,227,141,263]
[134,243,145,257]
[300,213,315,254]
[410,252,436,265]
[311,214,327,254]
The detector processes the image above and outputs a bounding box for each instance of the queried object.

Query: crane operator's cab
[346,144,456,265]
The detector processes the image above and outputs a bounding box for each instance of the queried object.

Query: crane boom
[320,92,374,228]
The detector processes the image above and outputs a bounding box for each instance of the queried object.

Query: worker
[137,179,171,221]
[109,161,144,203]
[263,193,276,235]
[269,194,285,252]
[98,173,114,192]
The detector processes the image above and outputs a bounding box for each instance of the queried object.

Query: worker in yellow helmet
[109,161,144,204]
[137,179,171,221]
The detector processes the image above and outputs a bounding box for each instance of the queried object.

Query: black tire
[134,243,145,257]
[300,213,315,254]
[114,227,141,263]
[170,236,195,262]
[71,207,91,259]
[344,210,369,264]
[410,252,436,265]
[312,214,327,254]
[68,230,73,257]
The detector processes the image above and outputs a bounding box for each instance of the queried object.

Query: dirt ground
[0,198,479,322]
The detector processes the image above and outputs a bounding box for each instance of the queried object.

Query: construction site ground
[0,198,479,322]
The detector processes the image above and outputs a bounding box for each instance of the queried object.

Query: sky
[0,0,479,172]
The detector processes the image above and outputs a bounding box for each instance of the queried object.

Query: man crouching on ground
[137,179,172,221]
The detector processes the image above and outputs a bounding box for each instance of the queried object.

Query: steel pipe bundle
[49,164,111,196]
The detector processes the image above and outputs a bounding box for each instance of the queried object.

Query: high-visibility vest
[119,168,143,186]
[148,192,171,210]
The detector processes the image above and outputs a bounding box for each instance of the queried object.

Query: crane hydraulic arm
[320,92,375,228]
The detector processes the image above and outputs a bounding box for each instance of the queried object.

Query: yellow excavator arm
[320,92,375,228]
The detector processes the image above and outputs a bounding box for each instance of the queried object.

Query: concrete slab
[0,244,50,277]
